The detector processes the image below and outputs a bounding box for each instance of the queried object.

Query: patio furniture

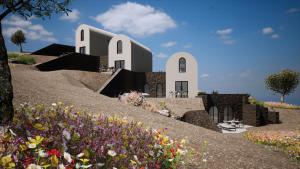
[218,123,236,131]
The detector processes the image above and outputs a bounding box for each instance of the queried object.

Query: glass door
[175,81,188,98]
[115,60,125,69]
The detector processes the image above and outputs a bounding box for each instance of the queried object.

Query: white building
[166,52,198,98]
[75,24,152,72]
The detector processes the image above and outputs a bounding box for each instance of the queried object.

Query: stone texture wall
[181,110,220,132]
[100,69,165,97]
[242,104,269,126]
[199,94,249,123]
[267,111,280,124]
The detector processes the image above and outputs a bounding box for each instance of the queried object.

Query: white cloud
[286,8,300,14]
[183,44,192,49]
[261,27,280,40]
[216,28,235,45]
[3,16,57,42]
[216,28,233,36]
[93,2,176,37]
[200,74,209,78]
[162,41,176,48]
[271,34,279,39]
[262,27,274,35]
[60,9,80,22]
[156,52,168,58]
[240,70,251,78]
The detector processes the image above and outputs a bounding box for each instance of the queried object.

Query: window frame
[80,29,84,41]
[117,40,123,54]
[179,57,186,73]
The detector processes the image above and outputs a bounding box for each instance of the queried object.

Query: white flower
[81,164,92,168]
[149,150,154,156]
[97,163,105,167]
[9,129,17,136]
[59,164,65,169]
[27,143,37,149]
[26,164,42,169]
[38,149,48,157]
[203,158,207,162]
[75,163,81,169]
[64,152,73,163]
[63,129,71,140]
[113,167,117,169]
[76,152,84,158]
[107,150,117,157]
[168,158,174,162]
[52,103,57,107]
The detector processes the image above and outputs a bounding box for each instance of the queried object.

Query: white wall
[75,24,90,54]
[166,52,198,98]
[108,35,132,70]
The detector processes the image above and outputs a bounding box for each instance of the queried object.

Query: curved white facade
[75,24,152,72]
[108,35,132,71]
[166,52,198,98]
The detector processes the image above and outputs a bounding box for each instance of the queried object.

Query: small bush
[249,96,264,106]
[8,53,36,65]
[0,103,188,168]
[8,53,20,59]
[16,54,36,65]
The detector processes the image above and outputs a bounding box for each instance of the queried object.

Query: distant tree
[11,30,25,52]
[0,0,72,125]
[265,69,299,103]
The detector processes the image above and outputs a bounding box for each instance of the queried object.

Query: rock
[157,109,170,117]
[181,110,220,132]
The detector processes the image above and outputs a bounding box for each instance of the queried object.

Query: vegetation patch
[8,53,36,65]
[0,103,188,168]
[249,96,300,110]
[244,130,300,161]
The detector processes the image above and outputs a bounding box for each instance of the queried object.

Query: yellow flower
[29,136,44,145]
[33,123,46,131]
[51,155,59,167]
[0,154,15,168]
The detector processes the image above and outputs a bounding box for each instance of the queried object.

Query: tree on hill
[265,69,299,103]
[11,30,25,52]
[0,0,72,125]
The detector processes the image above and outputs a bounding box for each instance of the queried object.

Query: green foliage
[16,55,36,65]
[265,69,299,102]
[8,53,36,65]
[0,1,72,21]
[7,53,19,59]
[10,30,25,52]
[249,96,265,106]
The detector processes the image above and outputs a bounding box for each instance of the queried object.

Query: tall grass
[8,53,36,65]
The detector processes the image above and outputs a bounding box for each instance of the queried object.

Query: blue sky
[2,0,300,104]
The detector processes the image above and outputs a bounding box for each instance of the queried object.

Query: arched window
[223,106,233,121]
[156,83,163,98]
[179,57,186,73]
[80,30,84,41]
[209,106,219,123]
[144,84,150,94]
[117,40,123,54]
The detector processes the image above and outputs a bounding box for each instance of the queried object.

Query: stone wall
[242,104,269,126]
[100,69,166,97]
[181,110,220,132]
[199,94,249,123]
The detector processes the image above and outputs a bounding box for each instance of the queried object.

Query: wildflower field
[0,103,187,169]
[245,130,300,161]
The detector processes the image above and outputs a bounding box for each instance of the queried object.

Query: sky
[2,0,300,104]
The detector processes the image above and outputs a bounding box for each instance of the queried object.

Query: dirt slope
[11,63,300,169]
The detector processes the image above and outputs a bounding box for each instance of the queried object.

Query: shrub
[249,96,264,106]
[16,54,36,65]
[264,102,300,110]
[8,53,20,59]
[245,130,300,161]
[0,103,188,168]
[8,53,36,65]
